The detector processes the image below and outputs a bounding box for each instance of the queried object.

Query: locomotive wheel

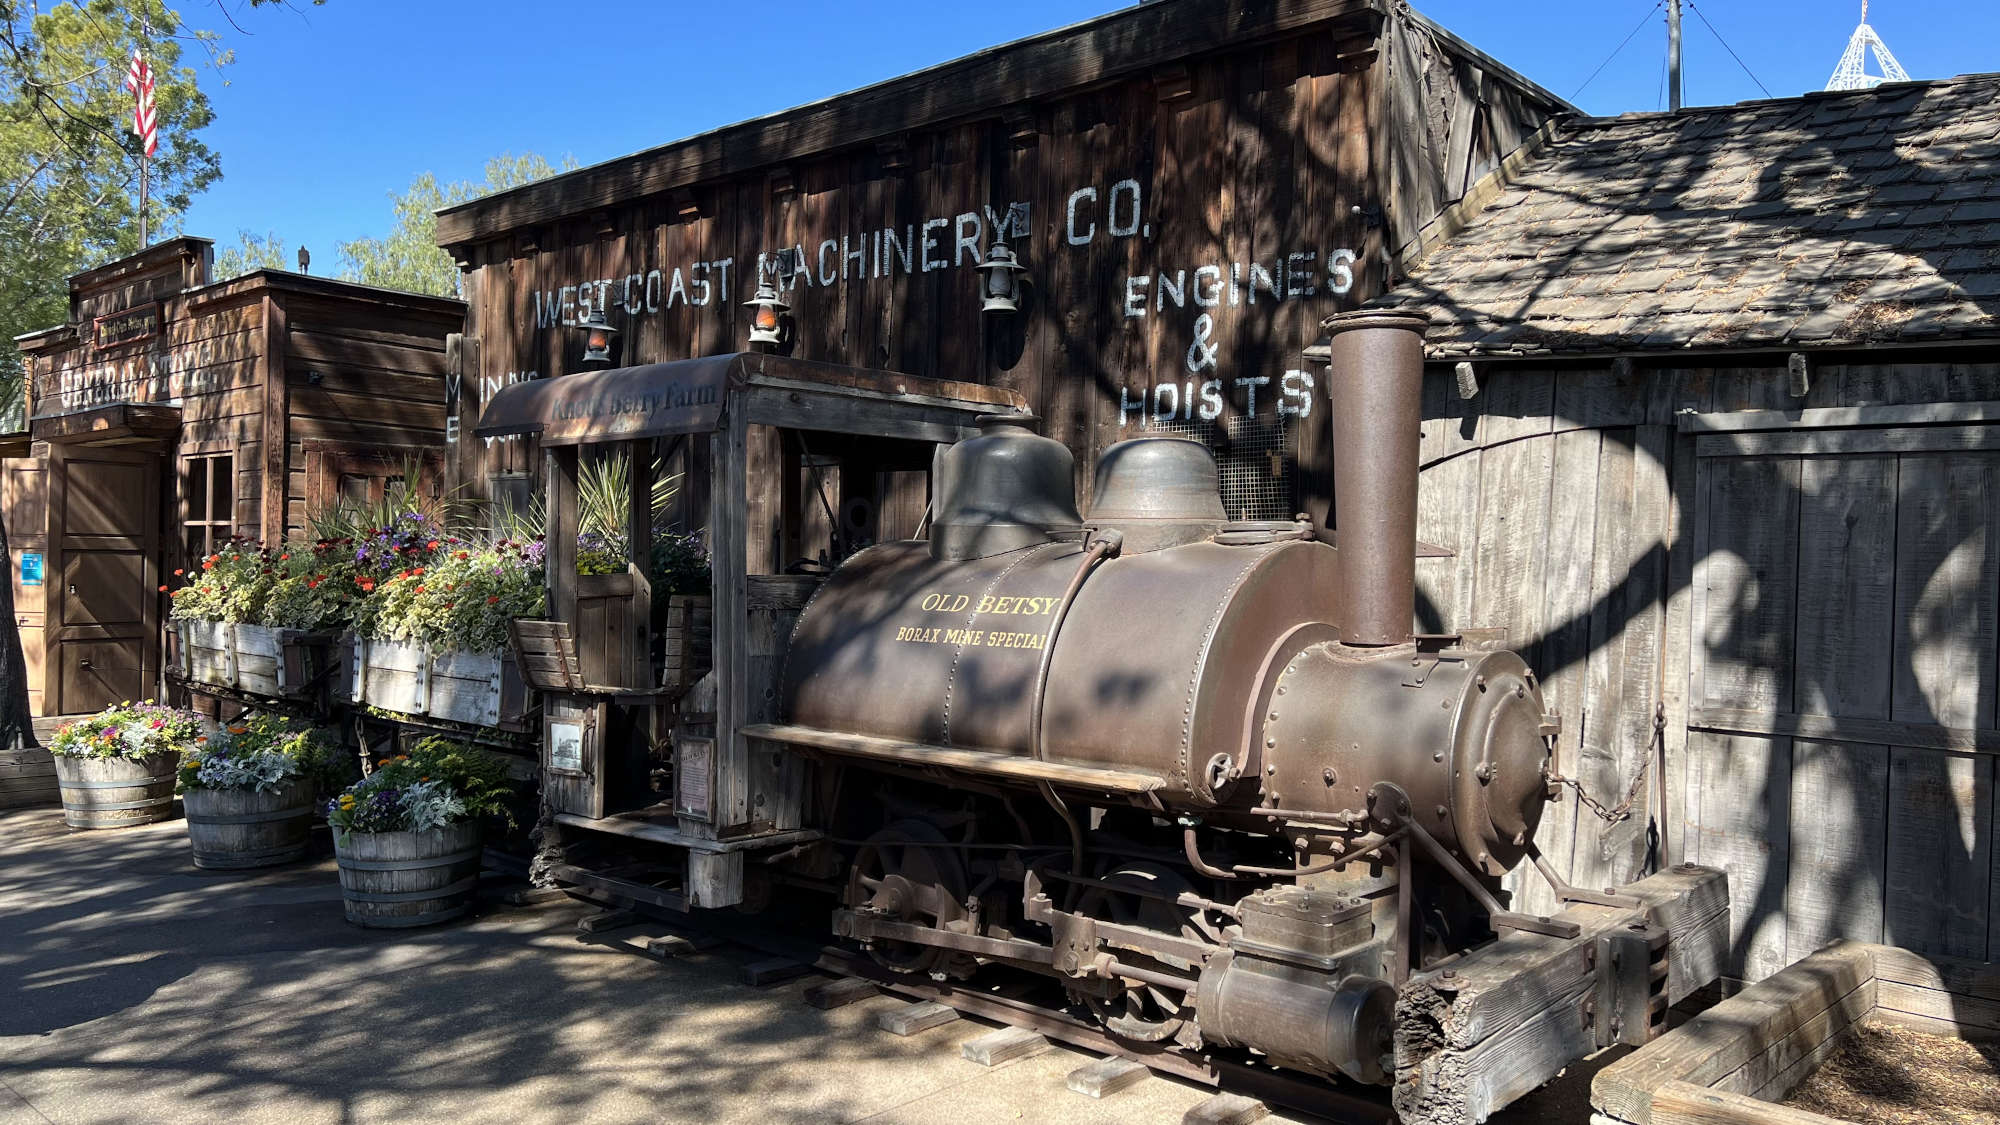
[1074,863,1202,1043]
[850,819,969,975]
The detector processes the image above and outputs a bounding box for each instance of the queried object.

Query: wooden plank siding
[439,6,1564,524]
[1412,358,2000,983]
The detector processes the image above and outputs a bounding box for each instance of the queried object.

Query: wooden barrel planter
[53,752,180,829]
[183,780,315,869]
[332,820,484,928]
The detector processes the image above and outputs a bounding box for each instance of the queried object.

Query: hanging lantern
[743,278,790,347]
[578,305,619,368]
[976,240,1030,315]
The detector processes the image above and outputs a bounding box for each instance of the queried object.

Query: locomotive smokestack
[1321,310,1428,647]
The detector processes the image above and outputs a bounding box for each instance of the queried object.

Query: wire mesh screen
[1141,414,1296,520]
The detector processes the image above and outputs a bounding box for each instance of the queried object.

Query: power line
[1569,0,1666,102]
[1686,0,1775,98]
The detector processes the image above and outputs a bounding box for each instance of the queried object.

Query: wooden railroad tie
[802,976,881,1010]
[876,1000,960,1037]
[1064,1056,1150,1099]
[960,1026,1050,1067]
[738,957,814,988]
[575,908,639,935]
[1183,1093,1269,1125]
[502,885,569,907]
[642,931,722,960]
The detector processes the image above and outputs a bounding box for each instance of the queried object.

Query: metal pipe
[1668,0,1684,111]
[1107,960,1196,993]
[1028,531,1121,891]
[1321,310,1428,647]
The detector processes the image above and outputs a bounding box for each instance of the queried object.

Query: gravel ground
[0,806,1600,1124]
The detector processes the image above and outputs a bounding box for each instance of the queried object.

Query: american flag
[123,50,157,158]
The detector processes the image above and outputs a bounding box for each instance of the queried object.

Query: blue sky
[177,0,1991,263]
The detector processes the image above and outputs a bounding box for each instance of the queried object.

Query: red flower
[157,584,167,592]
[487,596,500,605]
[426,540,439,550]
[414,585,426,593]
[202,560,215,570]
[173,568,184,576]
[280,553,291,560]
[200,586,211,593]
[456,551,469,560]
[413,566,425,576]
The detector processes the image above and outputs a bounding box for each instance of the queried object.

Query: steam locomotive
[775,313,1564,1087]
[504,313,1720,1119]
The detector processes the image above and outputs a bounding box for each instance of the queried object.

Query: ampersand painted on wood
[1185,313,1219,373]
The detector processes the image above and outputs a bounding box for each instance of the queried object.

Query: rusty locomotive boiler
[764,312,1570,1087]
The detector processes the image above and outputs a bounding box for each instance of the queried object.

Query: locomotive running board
[742,723,1167,800]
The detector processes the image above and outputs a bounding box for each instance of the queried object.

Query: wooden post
[546,446,579,626]
[699,407,747,842]
[259,294,288,543]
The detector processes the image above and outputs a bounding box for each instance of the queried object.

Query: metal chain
[1548,703,1666,824]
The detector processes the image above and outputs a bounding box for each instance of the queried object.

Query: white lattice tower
[1825,1,1911,91]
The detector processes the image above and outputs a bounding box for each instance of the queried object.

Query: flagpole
[139,152,148,247]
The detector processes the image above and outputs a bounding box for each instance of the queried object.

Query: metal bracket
[1526,840,1647,910]
[1593,922,1670,1048]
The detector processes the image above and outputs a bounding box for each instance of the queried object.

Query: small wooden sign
[93,303,160,349]
[676,736,714,821]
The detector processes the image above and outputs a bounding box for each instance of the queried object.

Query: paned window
[183,454,233,561]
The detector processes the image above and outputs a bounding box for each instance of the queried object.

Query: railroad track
[501,868,1396,1125]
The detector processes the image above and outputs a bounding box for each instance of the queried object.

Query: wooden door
[1686,424,2000,981]
[49,445,160,714]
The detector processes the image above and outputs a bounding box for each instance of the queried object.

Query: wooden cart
[478,352,1022,908]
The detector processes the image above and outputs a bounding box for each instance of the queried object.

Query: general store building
[8,237,464,721]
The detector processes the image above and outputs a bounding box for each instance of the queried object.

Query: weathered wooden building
[430,0,2000,988]
[431,0,1570,553]
[1369,71,2000,984]
[8,236,464,722]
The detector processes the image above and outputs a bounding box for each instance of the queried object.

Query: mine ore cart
[476,352,1022,908]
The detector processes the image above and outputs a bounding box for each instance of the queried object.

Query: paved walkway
[0,808,1597,1124]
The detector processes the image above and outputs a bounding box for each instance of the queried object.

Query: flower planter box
[333,820,484,928]
[171,622,350,703]
[52,751,179,829]
[1592,940,2000,1125]
[350,637,529,731]
[183,778,315,869]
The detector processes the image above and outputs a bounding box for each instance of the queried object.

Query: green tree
[212,226,291,280]
[0,0,245,749]
[337,151,576,298]
[0,0,227,382]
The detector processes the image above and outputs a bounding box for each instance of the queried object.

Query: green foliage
[212,227,292,281]
[48,700,202,760]
[328,735,514,837]
[166,539,278,623]
[336,152,577,298]
[177,712,340,796]
[349,540,546,654]
[0,0,231,383]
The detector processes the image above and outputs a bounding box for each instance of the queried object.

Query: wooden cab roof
[474,352,1025,446]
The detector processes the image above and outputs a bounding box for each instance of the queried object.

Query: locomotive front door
[47,444,160,714]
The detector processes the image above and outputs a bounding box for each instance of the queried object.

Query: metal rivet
[1276,686,1286,695]
[1266,763,1276,775]
[1435,804,1448,819]
[1322,767,1336,786]
[1266,737,1277,748]
[1433,750,1444,762]
[1269,711,1280,722]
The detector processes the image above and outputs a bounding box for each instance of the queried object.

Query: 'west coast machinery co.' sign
[491,176,1359,434]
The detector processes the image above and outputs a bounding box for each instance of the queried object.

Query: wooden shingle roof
[1371,73,2000,358]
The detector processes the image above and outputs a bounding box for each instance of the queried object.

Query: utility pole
[1667,0,1684,110]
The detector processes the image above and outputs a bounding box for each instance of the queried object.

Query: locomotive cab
[476,352,1025,907]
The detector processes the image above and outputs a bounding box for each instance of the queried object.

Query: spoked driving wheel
[848,818,969,975]
[1073,862,1205,1042]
